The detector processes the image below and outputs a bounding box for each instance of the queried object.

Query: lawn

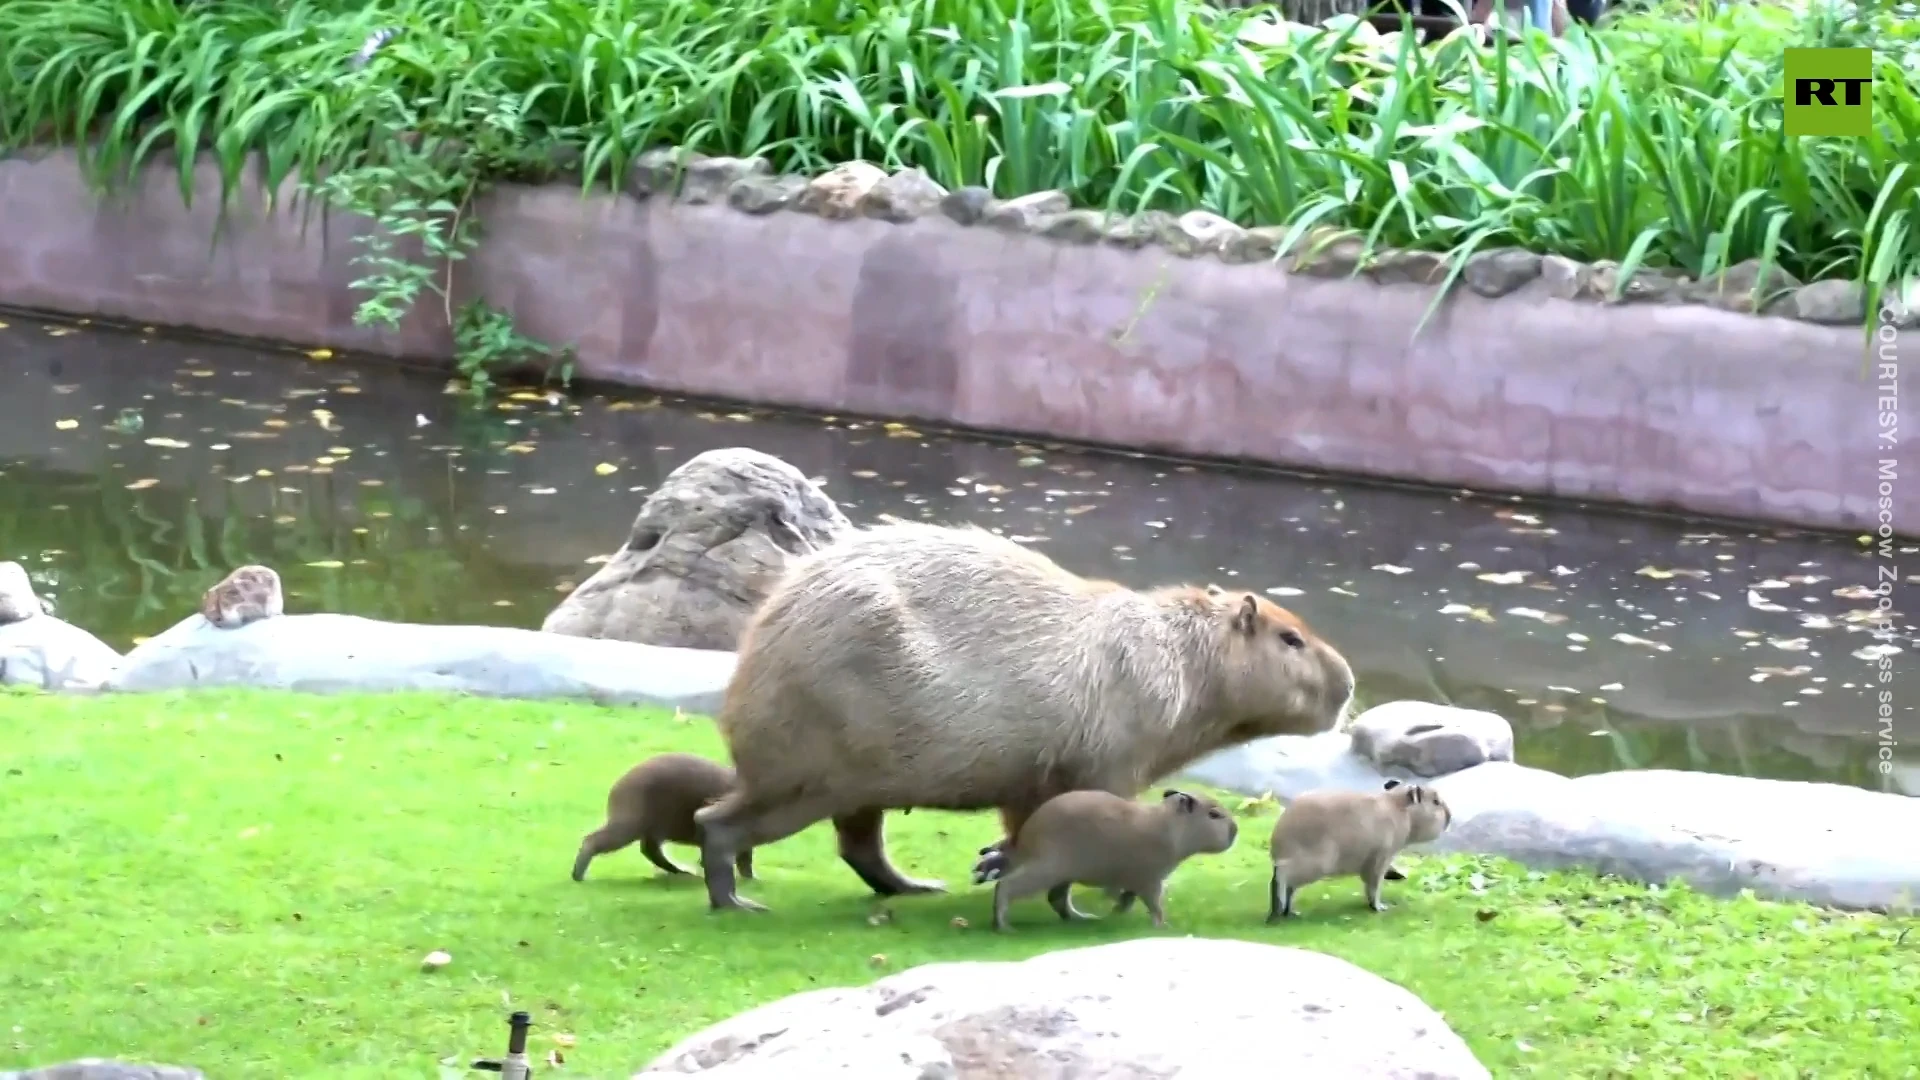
[3,687,1915,1078]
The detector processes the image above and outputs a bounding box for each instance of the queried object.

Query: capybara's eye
[1279,630,1305,648]
[1208,809,1224,819]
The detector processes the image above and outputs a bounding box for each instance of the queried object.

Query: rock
[937,186,993,226]
[682,156,771,205]
[1688,258,1801,313]
[1102,210,1173,250]
[982,190,1070,232]
[726,174,809,215]
[1539,254,1590,299]
[0,615,121,691]
[104,612,736,712]
[542,448,850,650]
[0,1062,207,1080]
[1428,767,1920,913]
[1349,700,1515,777]
[628,147,694,198]
[637,938,1490,1078]
[0,559,43,623]
[1289,227,1368,278]
[1460,248,1541,297]
[1884,278,1920,328]
[1185,731,1398,801]
[1169,210,1244,258]
[1369,248,1451,287]
[198,565,284,630]
[1037,209,1107,244]
[1221,225,1290,265]
[860,168,948,223]
[1779,279,1866,324]
[1584,261,1690,304]
[795,161,888,220]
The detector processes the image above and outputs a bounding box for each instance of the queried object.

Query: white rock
[637,937,1489,1078]
[103,612,735,712]
[1349,700,1515,777]
[1184,731,1395,800]
[0,615,121,691]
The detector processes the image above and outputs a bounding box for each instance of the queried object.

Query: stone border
[2,145,1915,533]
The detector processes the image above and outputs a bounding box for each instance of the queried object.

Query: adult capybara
[990,788,1239,932]
[572,753,754,882]
[692,521,1356,913]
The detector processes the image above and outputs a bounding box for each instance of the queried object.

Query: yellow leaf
[305,560,344,569]
[508,391,546,402]
[130,635,151,647]
[306,348,334,360]
[144,437,190,449]
[594,463,619,476]
[55,419,78,430]
[46,327,73,337]
[124,478,159,490]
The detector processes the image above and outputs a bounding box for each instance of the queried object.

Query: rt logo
[1784,47,1873,137]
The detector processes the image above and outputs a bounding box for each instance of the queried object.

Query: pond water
[3,312,1914,794]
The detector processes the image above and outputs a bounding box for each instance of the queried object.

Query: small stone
[1103,211,1174,250]
[1539,255,1591,300]
[1222,226,1291,265]
[681,156,770,205]
[1038,209,1108,244]
[727,174,809,215]
[1687,258,1802,314]
[860,168,949,224]
[627,147,692,198]
[983,190,1071,232]
[1369,248,1451,287]
[1883,279,1920,328]
[796,161,888,220]
[1171,210,1243,258]
[1289,227,1368,278]
[1461,249,1542,297]
[421,950,452,970]
[1585,261,1690,305]
[938,186,994,226]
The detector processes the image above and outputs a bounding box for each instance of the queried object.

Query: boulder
[1427,766,1920,913]
[1348,700,1515,776]
[637,937,1489,1078]
[0,559,42,623]
[1184,731,1395,800]
[542,448,851,651]
[0,615,121,691]
[104,611,735,713]
[0,1063,205,1080]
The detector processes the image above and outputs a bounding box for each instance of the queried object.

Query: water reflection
[2,313,1914,793]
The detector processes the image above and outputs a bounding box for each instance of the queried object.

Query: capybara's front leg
[835,807,944,896]
[640,837,690,876]
[735,848,756,881]
[1384,864,1407,882]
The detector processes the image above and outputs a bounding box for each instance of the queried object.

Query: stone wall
[1,146,1914,535]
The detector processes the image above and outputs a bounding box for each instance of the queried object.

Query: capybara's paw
[709,895,770,914]
[971,848,1011,883]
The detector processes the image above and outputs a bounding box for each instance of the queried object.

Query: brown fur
[0,561,42,624]
[691,521,1355,912]
[572,753,755,882]
[199,565,284,629]
[1267,782,1453,920]
[990,789,1239,931]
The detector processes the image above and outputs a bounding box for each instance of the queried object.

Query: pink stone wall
[2,147,1912,535]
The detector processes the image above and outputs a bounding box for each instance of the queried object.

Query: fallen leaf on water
[1476,571,1529,585]
[125,478,159,490]
[1328,586,1358,597]
[887,427,923,439]
[850,470,878,479]
[1065,505,1096,516]
[505,442,537,454]
[46,327,73,337]
[1265,587,1305,597]
[1833,584,1880,601]
[1636,567,1676,580]
[55,419,78,430]
[1507,607,1569,624]
[529,486,557,495]
[1373,564,1413,575]
[305,348,334,361]
[415,414,431,427]
[1612,632,1672,652]
[1768,637,1810,651]
[1747,590,1789,613]
[585,555,613,565]
[1440,603,1496,623]
[306,560,344,569]
[1854,644,1902,661]
[594,463,618,476]
[1017,456,1045,467]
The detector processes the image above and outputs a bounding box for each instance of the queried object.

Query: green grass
[1,0,1916,302]
[3,688,1916,1077]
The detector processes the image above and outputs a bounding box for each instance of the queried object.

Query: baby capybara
[572,753,754,882]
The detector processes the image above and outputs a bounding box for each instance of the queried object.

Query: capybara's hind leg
[1046,883,1094,921]
[571,825,635,882]
[834,807,944,897]
[697,791,835,913]
[972,803,1039,884]
[639,837,689,876]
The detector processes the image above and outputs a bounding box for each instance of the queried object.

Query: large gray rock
[542,448,851,651]
[638,937,1489,1078]
[0,615,121,691]
[1184,731,1396,799]
[0,560,42,623]
[104,612,735,712]
[0,1063,205,1080]
[1425,766,1920,913]
[1349,700,1515,776]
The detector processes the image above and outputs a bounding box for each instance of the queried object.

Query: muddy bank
[1,147,1913,535]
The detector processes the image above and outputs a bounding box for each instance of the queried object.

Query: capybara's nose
[1226,820,1239,844]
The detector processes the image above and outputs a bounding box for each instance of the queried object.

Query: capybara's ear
[1383,779,1403,791]
[1232,594,1259,635]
